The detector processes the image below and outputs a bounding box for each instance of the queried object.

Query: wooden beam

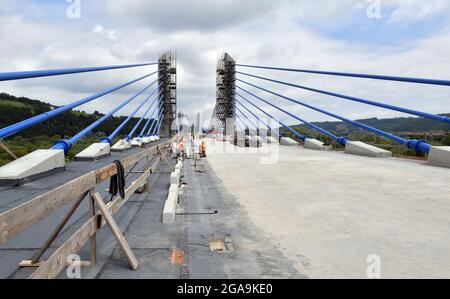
[93,193,139,270]
[0,140,18,160]
[28,151,167,279]
[19,260,92,268]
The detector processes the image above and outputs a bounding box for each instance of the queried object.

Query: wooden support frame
[26,145,171,279]
[0,141,170,245]
[93,192,139,270]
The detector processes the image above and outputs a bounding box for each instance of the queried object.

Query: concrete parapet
[345,141,392,158]
[304,138,332,151]
[130,138,142,147]
[0,149,65,185]
[265,136,279,144]
[280,137,299,146]
[75,143,110,161]
[111,139,131,152]
[428,146,450,168]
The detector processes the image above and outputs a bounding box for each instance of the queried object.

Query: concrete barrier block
[265,136,279,144]
[111,139,131,152]
[75,143,110,161]
[0,149,65,185]
[170,171,180,185]
[345,141,392,158]
[169,184,179,198]
[162,200,176,224]
[280,137,299,146]
[428,146,450,168]
[130,138,142,147]
[304,138,332,151]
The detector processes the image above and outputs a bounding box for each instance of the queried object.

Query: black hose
[109,160,125,200]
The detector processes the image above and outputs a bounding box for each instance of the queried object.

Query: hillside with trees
[0,93,157,166]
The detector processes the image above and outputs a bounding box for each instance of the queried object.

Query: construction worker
[200,141,207,158]
[178,140,185,159]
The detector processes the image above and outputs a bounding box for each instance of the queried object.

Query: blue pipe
[235,99,279,137]
[235,118,244,131]
[0,62,157,81]
[236,92,305,141]
[156,115,165,136]
[235,115,247,131]
[237,71,450,124]
[235,106,258,129]
[101,83,162,144]
[52,77,160,154]
[236,85,340,142]
[146,102,163,137]
[125,95,162,141]
[139,94,163,137]
[236,64,450,87]
[237,80,431,153]
[146,102,164,136]
[151,110,164,136]
[0,71,158,139]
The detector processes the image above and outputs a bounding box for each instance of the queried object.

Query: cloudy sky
[0,0,449,129]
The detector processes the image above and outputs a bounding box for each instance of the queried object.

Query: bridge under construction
[0,52,449,279]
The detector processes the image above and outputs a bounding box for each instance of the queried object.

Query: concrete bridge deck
[1,138,449,279]
[205,139,450,278]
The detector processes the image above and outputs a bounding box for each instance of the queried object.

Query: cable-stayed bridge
[0,52,449,279]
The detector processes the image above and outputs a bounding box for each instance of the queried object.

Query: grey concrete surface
[205,139,450,279]
[0,138,305,279]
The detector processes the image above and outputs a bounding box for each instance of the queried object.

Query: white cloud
[0,0,449,133]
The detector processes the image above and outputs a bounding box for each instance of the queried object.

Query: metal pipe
[125,96,163,141]
[0,71,158,139]
[146,102,164,136]
[236,85,340,142]
[154,113,165,136]
[236,92,305,141]
[236,64,450,87]
[139,93,163,137]
[237,71,450,124]
[52,77,160,154]
[235,99,279,137]
[102,82,163,143]
[237,80,431,153]
[235,106,258,130]
[150,109,164,136]
[0,62,157,81]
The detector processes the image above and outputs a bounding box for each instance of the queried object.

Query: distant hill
[290,114,450,136]
[0,92,154,139]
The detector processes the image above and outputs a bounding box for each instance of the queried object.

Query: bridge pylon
[158,52,177,138]
[215,53,236,138]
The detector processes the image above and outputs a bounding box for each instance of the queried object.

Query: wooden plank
[0,140,18,159]
[19,260,92,268]
[93,193,139,270]
[0,172,96,244]
[28,151,167,279]
[88,189,97,266]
